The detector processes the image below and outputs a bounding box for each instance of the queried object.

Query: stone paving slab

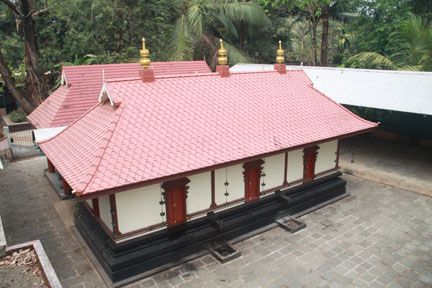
[130,173,432,288]
[1,156,431,288]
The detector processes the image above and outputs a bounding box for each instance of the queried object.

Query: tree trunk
[312,18,318,66]
[239,21,245,49]
[320,4,329,66]
[202,34,217,70]
[20,0,48,107]
[0,49,35,114]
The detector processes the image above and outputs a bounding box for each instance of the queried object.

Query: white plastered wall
[187,172,212,215]
[262,153,285,191]
[316,140,338,174]
[215,164,245,205]
[287,149,303,182]
[99,195,113,232]
[86,199,93,209]
[116,184,164,234]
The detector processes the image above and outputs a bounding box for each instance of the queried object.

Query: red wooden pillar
[162,178,190,228]
[92,198,100,219]
[283,152,288,185]
[303,146,320,183]
[109,194,121,236]
[62,178,71,195]
[210,171,217,208]
[47,158,55,173]
[335,139,340,168]
[243,159,264,202]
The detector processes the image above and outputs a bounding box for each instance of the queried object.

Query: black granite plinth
[75,172,346,283]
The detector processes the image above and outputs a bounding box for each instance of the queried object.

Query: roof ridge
[79,104,125,194]
[63,62,138,70]
[104,69,304,83]
[105,72,218,83]
[62,60,209,71]
[106,77,141,83]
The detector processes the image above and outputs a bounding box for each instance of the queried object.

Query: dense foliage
[0,0,431,112]
[9,109,27,122]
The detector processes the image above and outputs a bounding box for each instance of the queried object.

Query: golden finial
[276,40,285,64]
[140,38,151,69]
[218,39,228,66]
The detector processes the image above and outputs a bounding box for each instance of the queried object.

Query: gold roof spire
[140,38,151,69]
[276,40,285,64]
[218,39,228,65]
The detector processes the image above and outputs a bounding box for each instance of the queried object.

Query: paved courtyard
[0,157,105,287]
[0,156,431,287]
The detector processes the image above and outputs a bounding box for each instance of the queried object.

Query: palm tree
[167,0,270,68]
[345,16,432,71]
[320,0,355,66]
[289,17,314,64]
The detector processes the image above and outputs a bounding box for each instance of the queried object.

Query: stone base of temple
[75,172,347,283]
[44,169,73,200]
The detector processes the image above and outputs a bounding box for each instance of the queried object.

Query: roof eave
[77,126,377,200]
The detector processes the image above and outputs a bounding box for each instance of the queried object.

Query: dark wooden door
[165,188,187,228]
[245,168,261,202]
[303,146,319,183]
[243,160,264,203]
[162,178,190,228]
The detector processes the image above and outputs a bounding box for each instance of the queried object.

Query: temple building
[37,39,377,282]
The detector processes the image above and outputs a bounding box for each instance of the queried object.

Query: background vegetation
[0,0,431,113]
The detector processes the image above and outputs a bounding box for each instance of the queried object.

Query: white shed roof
[33,126,67,143]
[230,64,432,115]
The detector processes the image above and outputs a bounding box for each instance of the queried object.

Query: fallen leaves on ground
[0,248,48,287]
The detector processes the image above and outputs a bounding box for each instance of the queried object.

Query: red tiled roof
[27,61,211,128]
[39,70,377,198]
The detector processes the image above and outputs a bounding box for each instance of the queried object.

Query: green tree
[259,0,333,66]
[320,0,355,66]
[0,0,50,113]
[284,0,333,66]
[42,0,177,65]
[347,0,412,57]
[285,17,314,64]
[346,16,432,71]
[167,0,270,68]
[410,0,432,22]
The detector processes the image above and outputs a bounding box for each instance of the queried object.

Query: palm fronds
[220,1,271,28]
[223,41,254,65]
[347,15,432,71]
[167,15,196,61]
[167,0,269,62]
[346,52,397,70]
